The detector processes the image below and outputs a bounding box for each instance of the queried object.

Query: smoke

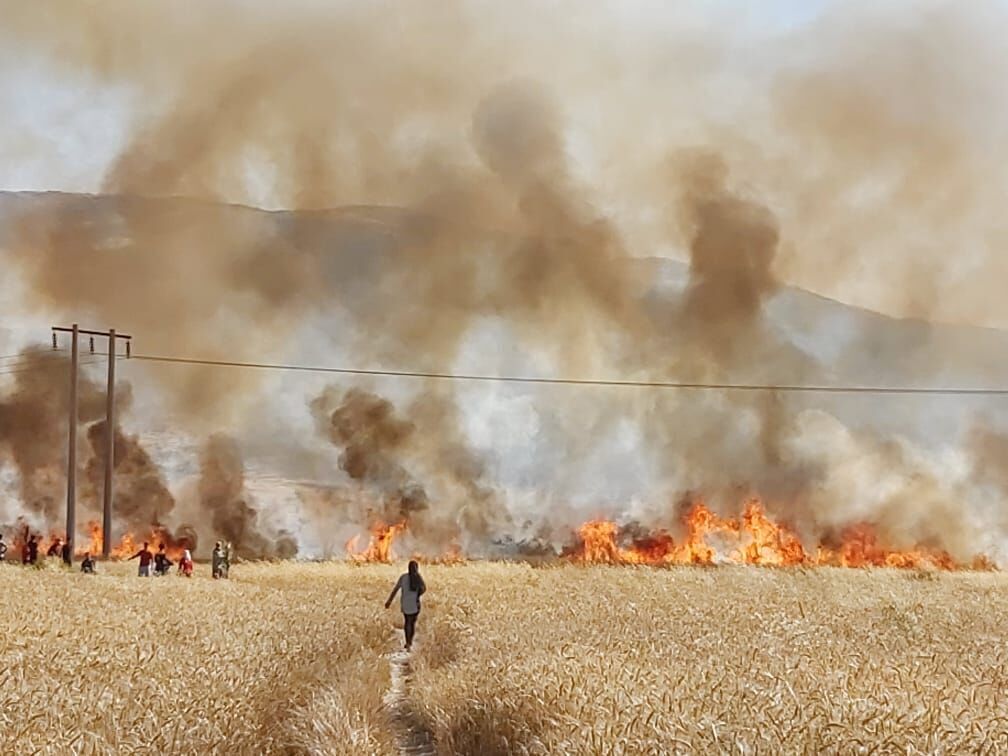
[310,387,428,523]
[407,391,504,542]
[1,2,1008,562]
[0,348,107,524]
[80,418,201,552]
[965,427,1008,542]
[311,386,505,551]
[197,433,297,559]
[675,149,779,340]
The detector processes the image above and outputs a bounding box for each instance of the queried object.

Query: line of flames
[571,499,996,570]
[11,525,187,562]
[345,521,465,564]
[13,501,997,570]
[71,521,189,561]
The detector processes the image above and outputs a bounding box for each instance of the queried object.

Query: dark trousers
[403,611,419,647]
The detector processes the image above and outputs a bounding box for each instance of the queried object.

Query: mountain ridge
[3,188,1000,340]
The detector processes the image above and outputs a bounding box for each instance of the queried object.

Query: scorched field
[0,561,1005,755]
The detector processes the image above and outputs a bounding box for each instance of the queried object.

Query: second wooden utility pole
[102,329,116,560]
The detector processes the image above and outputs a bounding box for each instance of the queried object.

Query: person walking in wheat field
[385,560,426,651]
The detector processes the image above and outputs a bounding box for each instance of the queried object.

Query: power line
[0,348,123,376]
[108,352,1008,396]
[0,354,70,370]
[0,357,106,377]
[0,350,68,366]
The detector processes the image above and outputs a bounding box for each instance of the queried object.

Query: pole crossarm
[52,326,132,340]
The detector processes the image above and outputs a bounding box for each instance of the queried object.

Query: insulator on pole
[89,337,95,353]
[125,340,131,358]
[52,332,58,349]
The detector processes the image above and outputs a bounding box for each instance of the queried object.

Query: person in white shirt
[385,560,426,650]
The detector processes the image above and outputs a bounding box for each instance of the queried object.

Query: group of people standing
[0,532,231,579]
[129,541,229,578]
[0,532,71,565]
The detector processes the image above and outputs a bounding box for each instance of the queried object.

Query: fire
[42,531,65,556]
[572,499,996,570]
[73,521,190,561]
[77,521,103,557]
[428,542,466,565]
[346,521,406,563]
[577,520,623,563]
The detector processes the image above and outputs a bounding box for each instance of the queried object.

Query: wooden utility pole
[52,325,132,560]
[103,329,116,559]
[63,324,78,565]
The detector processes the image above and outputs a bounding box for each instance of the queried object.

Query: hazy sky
[0,0,829,196]
[1,0,1006,331]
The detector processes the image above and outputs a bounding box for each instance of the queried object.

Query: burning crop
[570,499,995,570]
[345,522,467,565]
[346,521,408,563]
[73,520,191,561]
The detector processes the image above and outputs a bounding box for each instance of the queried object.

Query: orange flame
[427,542,465,565]
[572,499,996,570]
[76,521,103,557]
[576,520,623,564]
[42,531,66,557]
[73,521,189,561]
[346,521,406,563]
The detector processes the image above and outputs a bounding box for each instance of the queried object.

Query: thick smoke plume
[0,348,199,549]
[83,419,197,550]
[311,387,428,524]
[84,420,173,526]
[1,2,1008,563]
[310,387,504,551]
[0,349,107,524]
[676,149,779,340]
[197,434,297,559]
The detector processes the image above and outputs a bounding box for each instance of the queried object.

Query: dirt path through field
[385,635,436,756]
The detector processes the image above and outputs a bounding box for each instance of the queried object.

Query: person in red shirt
[129,542,154,577]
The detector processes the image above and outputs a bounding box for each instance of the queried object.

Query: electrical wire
[0,350,68,367]
[88,352,1008,396]
[0,356,107,377]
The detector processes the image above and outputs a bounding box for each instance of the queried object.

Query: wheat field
[0,560,1005,754]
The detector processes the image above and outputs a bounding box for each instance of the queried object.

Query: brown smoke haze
[0,347,204,547]
[84,420,173,526]
[197,434,297,559]
[0,349,107,524]
[1,1,1007,562]
[311,386,505,553]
